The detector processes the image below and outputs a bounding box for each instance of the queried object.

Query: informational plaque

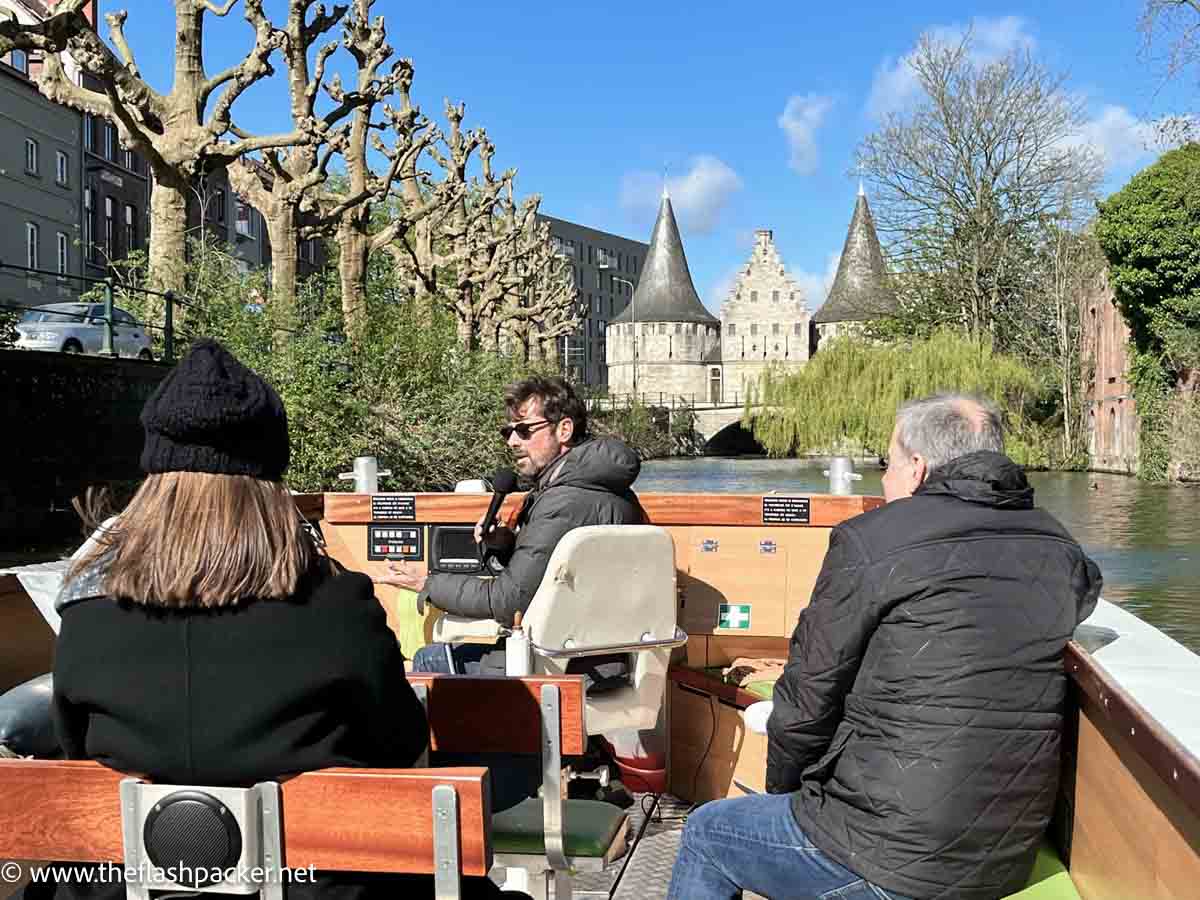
[761,496,811,525]
[371,494,416,521]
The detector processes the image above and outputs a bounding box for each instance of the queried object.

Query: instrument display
[366,524,423,561]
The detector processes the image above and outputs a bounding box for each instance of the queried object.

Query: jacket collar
[914,450,1035,509]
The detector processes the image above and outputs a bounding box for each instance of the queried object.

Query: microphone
[482,467,518,537]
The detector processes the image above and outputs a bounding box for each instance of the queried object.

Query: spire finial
[858,178,865,197]
[662,162,670,200]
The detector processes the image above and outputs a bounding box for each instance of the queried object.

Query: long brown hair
[71,472,315,607]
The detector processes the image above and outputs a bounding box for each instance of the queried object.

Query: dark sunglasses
[500,419,555,441]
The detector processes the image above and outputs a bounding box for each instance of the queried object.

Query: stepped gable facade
[813,185,895,346]
[606,188,721,400]
[719,229,810,399]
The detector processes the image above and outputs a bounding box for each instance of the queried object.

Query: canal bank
[634,457,1200,655]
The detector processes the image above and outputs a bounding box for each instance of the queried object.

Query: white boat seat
[433,524,686,737]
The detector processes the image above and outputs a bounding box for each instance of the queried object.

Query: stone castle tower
[812,184,894,345]
[719,229,810,399]
[606,187,720,400]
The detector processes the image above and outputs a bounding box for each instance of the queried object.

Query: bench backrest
[0,759,492,876]
[408,673,587,756]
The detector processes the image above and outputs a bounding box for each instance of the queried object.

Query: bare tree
[1141,1,1200,84]
[856,32,1102,346]
[1,0,340,295]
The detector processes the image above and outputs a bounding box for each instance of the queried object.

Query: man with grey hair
[667,393,1102,900]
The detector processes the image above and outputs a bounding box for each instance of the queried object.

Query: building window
[791,291,797,302]
[57,232,68,275]
[750,323,758,336]
[728,323,737,336]
[772,323,780,335]
[83,115,94,152]
[56,150,69,186]
[794,322,803,336]
[26,222,39,270]
[235,198,255,237]
[8,49,29,74]
[772,290,779,303]
[124,204,137,250]
[25,138,38,174]
[213,189,226,223]
[104,124,116,160]
[675,323,682,334]
[84,188,95,261]
[750,290,758,303]
[104,196,115,256]
[122,148,134,170]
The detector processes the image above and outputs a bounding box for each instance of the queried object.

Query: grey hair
[893,393,1004,472]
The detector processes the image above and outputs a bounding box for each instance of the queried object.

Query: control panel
[367,524,424,561]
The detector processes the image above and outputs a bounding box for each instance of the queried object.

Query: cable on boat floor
[568,793,764,900]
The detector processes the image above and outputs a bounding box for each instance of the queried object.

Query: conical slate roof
[611,190,719,325]
[813,187,895,324]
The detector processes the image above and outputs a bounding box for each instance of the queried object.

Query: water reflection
[635,459,1200,654]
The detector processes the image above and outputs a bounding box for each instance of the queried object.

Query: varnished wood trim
[0,760,492,876]
[409,674,587,756]
[294,492,324,521]
[321,491,882,527]
[668,665,765,710]
[279,766,491,876]
[1065,641,1200,822]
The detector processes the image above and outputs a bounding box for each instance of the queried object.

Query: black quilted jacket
[767,451,1102,900]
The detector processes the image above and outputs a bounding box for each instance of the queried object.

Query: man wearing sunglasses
[376,375,643,682]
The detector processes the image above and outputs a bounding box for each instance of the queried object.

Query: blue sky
[112,0,1190,314]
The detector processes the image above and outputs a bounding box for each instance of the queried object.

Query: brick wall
[1081,276,1139,474]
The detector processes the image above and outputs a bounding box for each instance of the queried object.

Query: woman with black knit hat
[38,339,524,900]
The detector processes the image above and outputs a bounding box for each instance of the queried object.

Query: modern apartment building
[0,43,83,311]
[537,214,648,389]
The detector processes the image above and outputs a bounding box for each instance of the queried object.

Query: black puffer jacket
[767,451,1102,900]
[421,437,642,626]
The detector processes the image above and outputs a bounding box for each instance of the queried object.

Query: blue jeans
[412,641,499,675]
[667,793,913,900]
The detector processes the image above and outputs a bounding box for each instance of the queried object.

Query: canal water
[634,458,1200,655]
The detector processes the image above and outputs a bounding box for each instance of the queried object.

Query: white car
[14,302,154,359]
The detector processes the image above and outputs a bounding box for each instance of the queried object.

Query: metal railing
[0,260,190,362]
[586,391,744,410]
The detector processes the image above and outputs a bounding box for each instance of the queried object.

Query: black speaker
[142,790,242,888]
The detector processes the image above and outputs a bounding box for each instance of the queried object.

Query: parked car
[14,302,153,359]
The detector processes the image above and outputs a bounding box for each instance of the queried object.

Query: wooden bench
[0,674,625,900]
[410,674,630,900]
[0,759,491,897]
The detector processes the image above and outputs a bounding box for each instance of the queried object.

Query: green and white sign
[718,603,752,630]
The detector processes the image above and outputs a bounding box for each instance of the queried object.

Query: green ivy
[1129,351,1171,481]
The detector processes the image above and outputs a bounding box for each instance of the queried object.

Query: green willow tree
[748,331,1048,465]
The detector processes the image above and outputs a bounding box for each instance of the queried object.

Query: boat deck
[570,793,766,900]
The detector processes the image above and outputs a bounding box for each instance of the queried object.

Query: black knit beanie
[140,339,290,481]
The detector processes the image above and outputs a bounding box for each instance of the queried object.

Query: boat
[1,487,1197,899]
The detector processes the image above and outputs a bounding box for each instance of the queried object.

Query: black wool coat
[39,564,517,899]
[767,451,1102,900]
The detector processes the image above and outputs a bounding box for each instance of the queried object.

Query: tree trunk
[339,221,370,339]
[265,212,299,336]
[148,173,188,295]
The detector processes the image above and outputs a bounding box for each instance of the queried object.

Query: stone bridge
[589,396,768,451]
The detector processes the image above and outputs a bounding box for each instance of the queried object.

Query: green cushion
[1003,843,1081,899]
[745,680,775,701]
[491,798,627,858]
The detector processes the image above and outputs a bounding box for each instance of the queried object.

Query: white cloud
[867,16,1036,119]
[790,251,842,312]
[778,94,835,175]
[1069,105,1157,170]
[619,155,743,234]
